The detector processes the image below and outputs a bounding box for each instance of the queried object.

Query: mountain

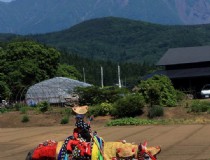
[1,0,210,34]
[28,17,210,64]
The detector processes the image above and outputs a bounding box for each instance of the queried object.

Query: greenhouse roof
[25,77,91,105]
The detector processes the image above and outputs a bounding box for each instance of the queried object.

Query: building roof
[25,77,91,104]
[143,67,210,80]
[157,46,210,66]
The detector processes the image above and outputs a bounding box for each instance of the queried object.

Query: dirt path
[0,124,210,160]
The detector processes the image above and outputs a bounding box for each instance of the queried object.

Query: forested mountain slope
[30,17,210,64]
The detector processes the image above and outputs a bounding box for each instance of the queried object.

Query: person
[72,106,92,142]
[58,105,92,160]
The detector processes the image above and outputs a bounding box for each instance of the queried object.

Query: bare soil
[1,104,210,128]
[1,106,210,160]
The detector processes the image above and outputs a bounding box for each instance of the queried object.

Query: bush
[86,105,101,117]
[75,86,129,105]
[190,100,210,113]
[20,106,28,114]
[87,103,114,117]
[138,75,177,107]
[37,101,49,113]
[148,105,164,118]
[98,102,113,116]
[60,116,69,124]
[21,115,29,123]
[63,108,72,117]
[14,103,27,111]
[111,93,145,118]
[0,108,8,113]
[175,90,186,102]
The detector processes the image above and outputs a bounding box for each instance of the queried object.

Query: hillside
[29,17,210,64]
[1,0,210,34]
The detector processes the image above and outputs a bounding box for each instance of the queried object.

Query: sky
[0,0,13,2]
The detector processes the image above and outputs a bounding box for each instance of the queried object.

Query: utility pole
[118,65,121,88]
[101,66,104,88]
[83,67,86,83]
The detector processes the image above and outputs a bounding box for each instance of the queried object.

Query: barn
[148,46,210,97]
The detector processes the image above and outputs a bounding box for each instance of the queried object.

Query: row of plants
[105,117,210,126]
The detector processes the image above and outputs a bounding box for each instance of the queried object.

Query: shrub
[86,105,101,117]
[21,115,29,123]
[60,116,69,124]
[175,90,186,102]
[20,106,28,114]
[111,93,145,118]
[75,86,129,105]
[190,100,210,113]
[98,102,113,116]
[148,105,164,118]
[138,75,177,107]
[64,108,72,117]
[0,108,8,113]
[37,101,49,113]
[87,103,114,117]
[14,103,23,111]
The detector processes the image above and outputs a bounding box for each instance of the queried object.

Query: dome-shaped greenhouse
[25,77,91,105]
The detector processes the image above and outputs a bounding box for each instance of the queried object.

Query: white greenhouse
[25,77,91,106]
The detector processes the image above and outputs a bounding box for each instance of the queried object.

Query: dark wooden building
[151,46,210,97]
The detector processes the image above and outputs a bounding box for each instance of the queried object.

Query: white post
[101,66,104,88]
[118,65,121,88]
[83,67,86,83]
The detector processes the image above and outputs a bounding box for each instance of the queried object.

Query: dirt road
[0,124,210,160]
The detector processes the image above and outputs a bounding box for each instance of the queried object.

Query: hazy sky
[0,0,13,2]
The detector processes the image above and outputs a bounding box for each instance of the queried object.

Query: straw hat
[72,105,88,114]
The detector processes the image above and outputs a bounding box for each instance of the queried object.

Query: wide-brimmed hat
[72,105,88,114]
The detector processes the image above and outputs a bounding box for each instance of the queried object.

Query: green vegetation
[0,40,82,101]
[21,114,29,123]
[56,63,82,80]
[20,106,29,114]
[60,116,69,124]
[190,100,210,113]
[60,52,154,87]
[105,117,207,126]
[76,76,185,119]
[37,101,50,113]
[148,105,164,118]
[75,86,129,105]
[138,75,177,107]
[1,17,210,91]
[0,108,8,113]
[87,102,114,117]
[0,40,60,101]
[29,17,210,64]
[14,103,28,111]
[111,93,145,118]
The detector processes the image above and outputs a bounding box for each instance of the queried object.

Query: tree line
[0,40,154,102]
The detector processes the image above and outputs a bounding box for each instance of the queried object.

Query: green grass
[105,117,210,126]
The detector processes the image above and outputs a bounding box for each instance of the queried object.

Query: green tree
[56,63,81,80]
[75,86,129,105]
[138,75,177,107]
[0,40,60,100]
[111,93,145,118]
[0,81,11,100]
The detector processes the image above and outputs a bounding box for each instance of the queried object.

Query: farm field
[0,124,210,160]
